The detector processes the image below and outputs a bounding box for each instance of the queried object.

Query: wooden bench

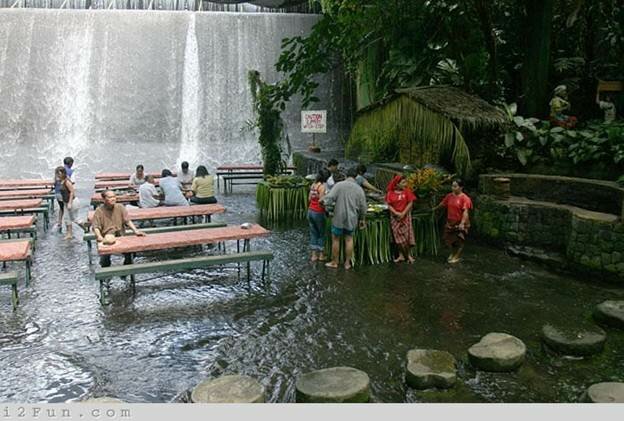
[94,250,273,305]
[0,238,33,286]
[0,208,49,232]
[216,165,295,193]
[0,216,38,241]
[83,222,227,264]
[0,271,19,311]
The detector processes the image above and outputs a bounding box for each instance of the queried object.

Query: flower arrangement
[405,166,453,199]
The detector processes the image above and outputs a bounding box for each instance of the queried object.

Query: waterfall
[0,9,345,180]
[177,12,201,171]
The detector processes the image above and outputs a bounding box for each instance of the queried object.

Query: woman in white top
[129,164,146,187]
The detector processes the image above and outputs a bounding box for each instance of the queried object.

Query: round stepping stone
[586,382,624,403]
[468,332,526,372]
[295,367,370,403]
[593,300,624,329]
[82,397,125,403]
[191,375,265,403]
[406,349,456,389]
[541,324,606,356]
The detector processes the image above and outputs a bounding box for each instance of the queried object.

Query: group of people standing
[128,161,217,209]
[307,160,473,269]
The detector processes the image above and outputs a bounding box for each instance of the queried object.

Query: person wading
[433,179,473,264]
[385,175,417,264]
[321,167,367,270]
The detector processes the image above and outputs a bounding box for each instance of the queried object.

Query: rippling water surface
[1,187,623,403]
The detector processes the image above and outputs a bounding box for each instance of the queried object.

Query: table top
[97,224,269,255]
[95,172,167,180]
[0,199,43,211]
[94,179,160,189]
[217,164,296,171]
[0,189,53,199]
[0,240,31,261]
[0,215,36,230]
[0,179,54,188]
[90,193,139,203]
[88,203,225,222]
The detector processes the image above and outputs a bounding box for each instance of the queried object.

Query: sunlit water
[0,187,623,403]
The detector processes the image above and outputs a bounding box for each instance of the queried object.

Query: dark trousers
[100,253,133,267]
[190,196,217,204]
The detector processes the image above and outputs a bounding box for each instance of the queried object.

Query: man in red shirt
[433,179,473,263]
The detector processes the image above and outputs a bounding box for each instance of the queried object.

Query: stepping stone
[541,324,606,356]
[191,375,265,403]
[468,332,526,372]
[586,382,624,403]
[406,349,457,389]
[295,367,370,403]
[593,300,624,329]
[82,397,125,403]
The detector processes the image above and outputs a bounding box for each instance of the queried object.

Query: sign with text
[301,110,327,133]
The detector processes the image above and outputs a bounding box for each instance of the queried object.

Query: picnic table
[0,216,37,240]
[0,189,55,212]
[86,203,225,226]
[0,179,54,191]
[94,224,271,303]
[216,164,296,193]
[0,199,49,231]
[95,172,166,181]
[94,179,160,190]
[0,239,33,286]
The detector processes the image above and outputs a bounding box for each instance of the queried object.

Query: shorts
[62,199,79,224]
[331,225,353,237]
[55,193,64,211]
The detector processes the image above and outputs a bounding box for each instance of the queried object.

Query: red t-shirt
[385,188,417,213]
[442,192,472,223]
[308,182,325,213]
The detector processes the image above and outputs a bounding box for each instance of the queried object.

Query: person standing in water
[433,179,473,264]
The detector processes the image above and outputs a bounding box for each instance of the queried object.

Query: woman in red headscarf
[385,175,417,263]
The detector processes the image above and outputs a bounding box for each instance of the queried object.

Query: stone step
[468,332,526,372]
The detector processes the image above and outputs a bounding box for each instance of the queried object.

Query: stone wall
[474,195,624,282]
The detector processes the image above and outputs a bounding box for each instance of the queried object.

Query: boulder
[468,332,526,372]
[593,300,624,329]
[406,349,456,389]
[191,375,265,403]
[586,382,624,403]
[296,367,370,403]
[541,324,606,356]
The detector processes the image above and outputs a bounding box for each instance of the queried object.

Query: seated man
[139,175,161,208]
[92,190,145,268]
[129,164,146,188]
[178,161,194,189]
[159,169,189,206]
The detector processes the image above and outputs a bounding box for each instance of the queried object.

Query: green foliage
[256,181,309,223]
[501,103,624,176]
[247,70,286,176]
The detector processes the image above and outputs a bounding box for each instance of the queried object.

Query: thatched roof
[360,86,508,130]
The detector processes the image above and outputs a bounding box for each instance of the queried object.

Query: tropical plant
[256,180,310,223]
[406,167,453,199]
[247,70,286,176]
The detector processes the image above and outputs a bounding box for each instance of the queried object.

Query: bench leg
[25,258,31,288]
[99,280,106,305]
[11,283,19,311]
[87,241,93,265]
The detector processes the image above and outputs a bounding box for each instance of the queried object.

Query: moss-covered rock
[468,332,526,372]
[593,300,624,329]
[406,349,457,389]
[296,367,370,403]
[191,375,265,403]
[541,324,606,356]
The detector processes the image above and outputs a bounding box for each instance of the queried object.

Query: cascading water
[177,13,201,170]
[0,9,345,180]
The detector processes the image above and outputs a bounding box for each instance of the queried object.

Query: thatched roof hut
[346,86,508,175]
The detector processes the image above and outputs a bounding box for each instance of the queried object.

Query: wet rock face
[586,382,624,403]
[593,300,624,329]
[541,324,607,356]
[468,332,526,372]
[295,367,370,403]
[406,349,457,389]
[191,375,265,403]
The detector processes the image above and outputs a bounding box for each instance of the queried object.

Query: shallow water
[0,186,623,403]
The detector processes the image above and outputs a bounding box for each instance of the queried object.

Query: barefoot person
[56,166,77,239]
[385,175,417,263]
[92,190,145,268]
[433,179,472,264]
[321,167,367,270]
[308,168,330,262]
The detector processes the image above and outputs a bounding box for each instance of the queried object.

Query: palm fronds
[256,181,309,223]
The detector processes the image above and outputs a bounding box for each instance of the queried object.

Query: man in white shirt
[178,161,194,186]
[139,175,161,208]
[160,169,189,206]
[325,159,339,191]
